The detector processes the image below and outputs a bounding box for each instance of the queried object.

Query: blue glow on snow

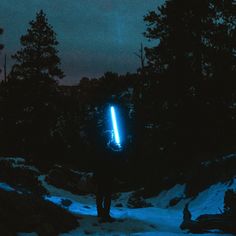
[45,195,124,218]
[110,106,121,147]
[0,182,15,192]
[45,196,97,216]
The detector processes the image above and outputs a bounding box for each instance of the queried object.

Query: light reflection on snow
[45,195,125,218]
[45,196,97,216]
[0,182,15,192]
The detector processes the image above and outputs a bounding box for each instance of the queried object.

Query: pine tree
[144,0,210,83]
[204,0,236,94]
[10,10,64,83]
[3,11,65,157]
[143,0,236,87]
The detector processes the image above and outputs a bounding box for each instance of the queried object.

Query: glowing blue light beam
[110,106,121,147]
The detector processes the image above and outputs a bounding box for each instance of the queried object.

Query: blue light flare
[110,106,121,147]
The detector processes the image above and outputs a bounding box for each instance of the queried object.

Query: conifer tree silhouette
[10,10,64,83]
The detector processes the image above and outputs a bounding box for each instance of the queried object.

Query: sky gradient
[0,0,163,85]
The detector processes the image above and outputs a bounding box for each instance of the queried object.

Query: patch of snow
[54,164,62,168]
[144,123,160,129]
[0,182,15,192]
[45,195,98,216]
[147,184,186,208]
[0,156,40,172]
[222,153,236,161]
[114,191,132,207]
[38,175,95,205]
[189,179,236,219]
[0,182,24,194]
[201,152,236,167]
[12,163,40,173]
[70,169,93,178]
[0,157,25,163]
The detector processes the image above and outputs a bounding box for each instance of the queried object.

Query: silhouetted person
[94,155,115,222]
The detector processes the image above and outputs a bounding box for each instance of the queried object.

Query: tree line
[0,1,236,190]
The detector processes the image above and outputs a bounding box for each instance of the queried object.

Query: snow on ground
[38,174,234,236]
[0,181,23,194]
[146,184,186,208]
[0,157,25,163]
[0,156,40,172]
[0,182,15,192]
[1,158,234,235]
[1,158,234,236]
[189,179,236,219]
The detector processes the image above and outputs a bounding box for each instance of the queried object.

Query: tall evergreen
[3,11,65,158]
[144,0,236,87]
[10,10,64,83]
[144,0,210,85]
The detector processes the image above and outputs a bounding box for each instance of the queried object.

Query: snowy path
[0,158,234,235]
[38,175,234,236]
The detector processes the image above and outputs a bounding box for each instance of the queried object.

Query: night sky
[0,0,163,85]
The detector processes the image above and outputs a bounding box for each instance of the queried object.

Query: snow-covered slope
[0,157,234,236]
[39,174,235,236]
[189,180,235,220]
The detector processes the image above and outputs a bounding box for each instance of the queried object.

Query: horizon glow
[110,106,120,146]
